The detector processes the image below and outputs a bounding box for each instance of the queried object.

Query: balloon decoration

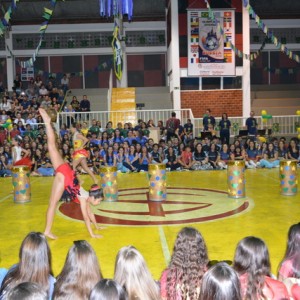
[258,136,266,143]
[261,110,272,123]
[261,110,267,116]
[232,123,239,135]
[272,123,279,134]
[297,110,300,116]
[0,119,12,130]
[262,115,273,120]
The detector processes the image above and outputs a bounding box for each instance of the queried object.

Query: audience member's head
[0,232,52,297]
[233,236,271,299]
[89,279,128,300]
[280,222,300,279]
[5,282,47,300]
[162,227,209,300]
[199,262,242,300]
[114,245,160,300]
[53,240,102,300]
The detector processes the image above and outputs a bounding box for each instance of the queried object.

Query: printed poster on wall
[21,67,34,81]
[187,9,235,76]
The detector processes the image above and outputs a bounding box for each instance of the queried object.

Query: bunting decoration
[0,0,19,36]
[19,0,59,68]
[99,0,133,20]
[111,22,123,81]
[203,0,299,63]
[262,66,300,75]
[203,0,251,61]
[242,0,300,63]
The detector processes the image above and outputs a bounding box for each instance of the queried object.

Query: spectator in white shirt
[13,113,25,125]
[39,84,49,96]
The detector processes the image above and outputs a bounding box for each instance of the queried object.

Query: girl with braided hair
[160,227,209,300]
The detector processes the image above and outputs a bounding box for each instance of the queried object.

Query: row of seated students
[1,223,300,299]
[0,129,299,176]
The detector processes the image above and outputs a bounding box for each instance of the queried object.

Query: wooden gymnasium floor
[0,168,299,279]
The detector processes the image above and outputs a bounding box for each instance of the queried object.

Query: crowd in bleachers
[0,75,300,177]
[1,111,300,177]
[1,224,300,299]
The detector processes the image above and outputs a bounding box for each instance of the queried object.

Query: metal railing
[56,109,299,137]
[193,115,300,137]
[58,108,194,129]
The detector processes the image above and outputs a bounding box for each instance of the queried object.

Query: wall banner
[187,9,235,76]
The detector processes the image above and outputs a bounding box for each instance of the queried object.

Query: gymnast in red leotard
[39,108,103,239]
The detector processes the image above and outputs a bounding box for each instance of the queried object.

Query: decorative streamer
[242,0,300,63]
[204,0,299,64]
[0,0,19,36]
[111,22,123,80]
[99,0,133,20]
[19,0,60,68]
[203,0,262,61]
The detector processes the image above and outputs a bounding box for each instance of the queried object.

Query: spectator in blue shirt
[246,111,258,136]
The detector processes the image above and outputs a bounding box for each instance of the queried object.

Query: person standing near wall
[166,112,180,141]
[203,109,216,131]
[219,113,231,144]
[246,111,258,136]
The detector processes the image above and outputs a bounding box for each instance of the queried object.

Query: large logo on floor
[58,187,252,226]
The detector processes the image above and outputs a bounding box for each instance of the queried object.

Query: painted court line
[258,170,279,183]
[159,226,170,266]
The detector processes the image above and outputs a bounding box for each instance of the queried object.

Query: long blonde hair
[114,246,161,300]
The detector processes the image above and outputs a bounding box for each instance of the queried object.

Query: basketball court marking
[57,187,254,226]
[159,226,171,265]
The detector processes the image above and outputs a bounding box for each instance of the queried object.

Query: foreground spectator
[53,240,102,300]
[233,236,289,299]
[279,223,300,281]
[160,227,209,300]
[199,262,242,300]
[5,282,47,300]
[114,246,160,300]
[89,279,128,300]
[0,232,55,299]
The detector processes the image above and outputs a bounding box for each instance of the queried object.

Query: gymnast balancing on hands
[70,122,98,184]
[39,108,104,239]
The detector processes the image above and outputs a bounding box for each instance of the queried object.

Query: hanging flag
[111,23,123,81]
[99,0,133,20]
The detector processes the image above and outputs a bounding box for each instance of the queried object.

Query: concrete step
[252,106,299,116]
[252,90,300,99]
[252,98,300,106]
[65,87,172,111]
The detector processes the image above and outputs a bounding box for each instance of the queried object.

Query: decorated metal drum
[148,164,167,201]
[280,160,298,196]
[12,165,31,203]
[227,161,245,198]
[100,166,118,201]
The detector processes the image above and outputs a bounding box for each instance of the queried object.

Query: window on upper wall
[202,77,221,90]
[224,76,242,89]
[180,77,199,90]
